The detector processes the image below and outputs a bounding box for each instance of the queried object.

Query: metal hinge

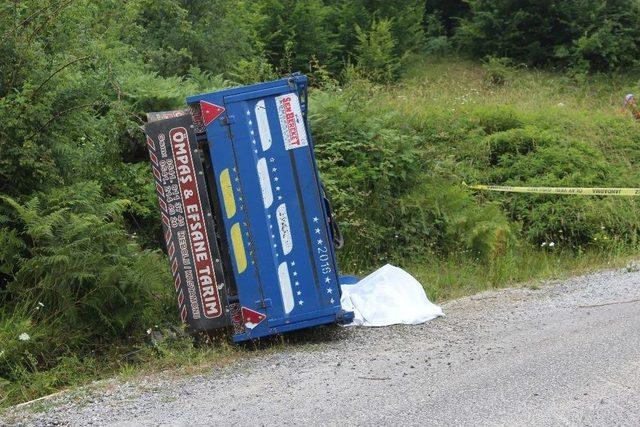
[256,298,272,309]
[222,114,235,125]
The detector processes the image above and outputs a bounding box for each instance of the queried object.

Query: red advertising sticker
[275,93,308,150]
[170,127,223,318]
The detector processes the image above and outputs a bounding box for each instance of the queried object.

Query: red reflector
[241,307,266,329]
[200,101,225,126]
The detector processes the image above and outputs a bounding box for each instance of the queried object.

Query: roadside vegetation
[2,0,640,408]
[316,58,640,300]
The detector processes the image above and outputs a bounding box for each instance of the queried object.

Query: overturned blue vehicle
[144,75,353,342]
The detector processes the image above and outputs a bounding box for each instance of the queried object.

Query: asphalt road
[6,267,640,426]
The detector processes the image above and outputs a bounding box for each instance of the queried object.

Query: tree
[455,0,640,71]
[354,19,400,83]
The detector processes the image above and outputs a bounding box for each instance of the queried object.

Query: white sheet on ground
[340,264,444,326]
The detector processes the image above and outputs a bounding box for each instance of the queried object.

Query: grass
[407,247,636,302]
[389,55,640,173]
[398,56,637,113]
[0,320,349,412]
[353,55,640,301]
[0,337,241,409]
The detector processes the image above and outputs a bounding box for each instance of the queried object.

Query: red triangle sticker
[200,101,225,126]
[241,307,267,329]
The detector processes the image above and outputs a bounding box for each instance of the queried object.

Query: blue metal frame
[187,75,352,341]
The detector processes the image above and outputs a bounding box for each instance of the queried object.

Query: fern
[1,182,174,381]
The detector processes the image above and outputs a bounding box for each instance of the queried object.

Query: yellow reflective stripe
[220,168,236,218]
[230,223,247,273]
[464,183,640,196]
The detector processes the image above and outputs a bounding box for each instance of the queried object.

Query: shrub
[310,84,422,264]
[456,0,640,72]
[310,80,513,267]
[0,182,174,383]
[486,126,559,166]
[354,19,400,84]
[425,36,453,55]
[398,180,512,262]
[472,106,524,135]
[482,56,513,87]
[471,119,640,248]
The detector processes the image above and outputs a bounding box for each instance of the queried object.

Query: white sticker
[255,100,272,151]
[275,93,308,150]
[245,321,258,329]
[276,203,293,255]
[278,262,294,314]
[256,158,273,208]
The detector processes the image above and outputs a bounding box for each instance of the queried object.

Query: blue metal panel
[187,75,352,341]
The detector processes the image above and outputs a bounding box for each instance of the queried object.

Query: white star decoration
[298,300,304,305]
[296,290,302,296]
[326,288,332,294]
[272,167,277,172]
[294,281,299,286]
[275,186,280,191]
[324,277,331,283]
[317,239,323,245]
[291,261,295,266]
[293,271,298,276]
[274,177,279,182]
[330,298,335,304]
[315,228,320,234]
[312,217,319,223]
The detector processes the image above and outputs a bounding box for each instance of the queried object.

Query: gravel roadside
[4,267,640,426]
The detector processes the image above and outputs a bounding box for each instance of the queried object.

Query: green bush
[397,180,511,262]
[310,62,640,267]
[456,0,640,72]
[472,106,524,135]
[486,126,559,166]
[0,182,173,384]
[467,112,640,249]
[310,78,513,268]
[354,19,400,84]
[310,81,421,264]
[482,56,513,87]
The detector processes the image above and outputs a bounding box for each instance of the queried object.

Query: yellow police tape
[464,183,640,196]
